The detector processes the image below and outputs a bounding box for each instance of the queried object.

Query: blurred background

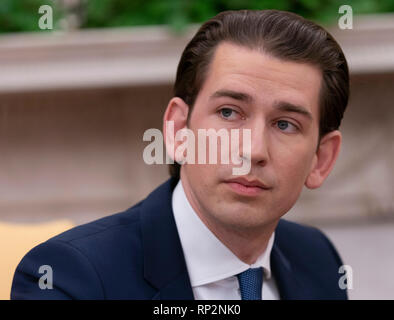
[0,0,393,299]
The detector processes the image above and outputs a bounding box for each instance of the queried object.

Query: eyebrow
[272,101,313,121]
[210,89,313,121]
[210,89,253,104]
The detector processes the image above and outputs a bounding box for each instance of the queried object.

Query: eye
[218,107,241,120]
[276,120,298,133]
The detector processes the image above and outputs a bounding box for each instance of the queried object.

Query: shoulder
[11,178,177,299]
[275,219,343,265]
[41,200,146,264]
[275,219,347,299]
[11,200,147,299]
[50,200,144,245]
[276,218,331,245]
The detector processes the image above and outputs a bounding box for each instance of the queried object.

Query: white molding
[0,25,199,93]
[0,15,394,93]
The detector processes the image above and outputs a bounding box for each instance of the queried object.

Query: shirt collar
[172,179,275,287]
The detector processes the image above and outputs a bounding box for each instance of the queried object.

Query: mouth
[224,177,271,197]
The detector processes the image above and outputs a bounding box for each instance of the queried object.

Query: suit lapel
[140,178,194,300]
[270,226,313,300]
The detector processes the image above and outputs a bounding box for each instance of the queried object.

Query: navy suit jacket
[11,178,347,300]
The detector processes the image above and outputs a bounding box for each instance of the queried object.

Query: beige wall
[0,73,392,227]
[0,85,171,224]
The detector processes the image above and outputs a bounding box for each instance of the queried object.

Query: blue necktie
[237,267,263,300]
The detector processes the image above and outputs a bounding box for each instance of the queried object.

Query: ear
[305,130,342,189]
[163,97,190,163]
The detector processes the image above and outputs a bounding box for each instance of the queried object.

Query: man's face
[180,42,322,231]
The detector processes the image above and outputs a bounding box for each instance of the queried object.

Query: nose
[244,119,269,167]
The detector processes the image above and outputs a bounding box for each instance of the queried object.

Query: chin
[213,207,269,230]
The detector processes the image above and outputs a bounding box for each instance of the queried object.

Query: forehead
[199,42,322,114]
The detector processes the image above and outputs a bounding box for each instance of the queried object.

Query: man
[11,9,349,300]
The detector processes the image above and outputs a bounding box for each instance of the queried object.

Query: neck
[179,174,278,265]
[197,209,277,264]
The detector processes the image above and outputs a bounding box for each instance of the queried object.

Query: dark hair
[169,9,349,179]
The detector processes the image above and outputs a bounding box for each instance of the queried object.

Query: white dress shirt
[172,179,280,300]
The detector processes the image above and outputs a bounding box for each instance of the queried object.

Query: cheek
[269,145,314,215]
[274,143,315,186]
[183,163,224,215]
[184,163,218,189]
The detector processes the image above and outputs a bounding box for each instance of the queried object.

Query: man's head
[163,10,349,233]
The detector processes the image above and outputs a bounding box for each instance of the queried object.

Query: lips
[226,177,270,189]
[224,177,271,196]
